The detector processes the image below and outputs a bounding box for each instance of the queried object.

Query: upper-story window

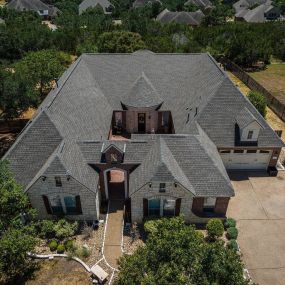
[247,130,254,140]
[159,183,166,193]
[55,176,62,187]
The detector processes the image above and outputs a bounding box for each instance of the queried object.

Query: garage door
[220,150,272,170]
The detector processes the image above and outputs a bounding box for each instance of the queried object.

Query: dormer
[235,107,264,146]
[101,143,126,164]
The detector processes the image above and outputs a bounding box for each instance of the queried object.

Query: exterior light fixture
[149,182,152,188]
[174,182,177,188]
[42,176,46,181]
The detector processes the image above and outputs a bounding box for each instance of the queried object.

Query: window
[260,150,270,154]
[203,197,216,213]
[162,112,169,127]
[55,177,62,187]
[163,199,175,217]
[247,149,257,153]
[49,195,63,214]
[159,183,166,193]
[110,153,118,163]
[219,150,231,153]
[114,112,122,127]
[148,199,160,216]
[234,149,244,153]
[64,196,77,214]
[247,130,254,140]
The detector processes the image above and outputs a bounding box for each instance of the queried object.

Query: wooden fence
[221,58,285,122]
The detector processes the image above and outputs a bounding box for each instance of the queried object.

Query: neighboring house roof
[156,8,205,25]
[233,0,268,13]
[79,0,113,14]
[133,0,161,8]
[4,51,284,197]
[184,0,212,8]
[6,0,59,16]
[121,72,163,108]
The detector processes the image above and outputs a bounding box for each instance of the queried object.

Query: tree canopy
[116,217,248,285]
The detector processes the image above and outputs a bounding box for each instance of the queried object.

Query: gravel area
[122,223,146,254]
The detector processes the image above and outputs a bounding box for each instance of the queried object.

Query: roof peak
[121,71,163,108]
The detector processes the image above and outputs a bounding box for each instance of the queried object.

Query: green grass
[249,63,285,104]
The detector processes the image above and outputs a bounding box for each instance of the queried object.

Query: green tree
[14,50,72,97]
[116,217,248,285]
[248,91,267,118]
[0,67,39,120]
[98,31,146,53]
[0,160,37,282]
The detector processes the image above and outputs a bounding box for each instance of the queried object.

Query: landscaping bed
[34,218,105,267]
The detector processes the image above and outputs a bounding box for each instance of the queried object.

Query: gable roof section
[122,72,163,108]
[3,111,62,187]
[236,107,263,129]
[184,0,212,8]
[129,133,234,197]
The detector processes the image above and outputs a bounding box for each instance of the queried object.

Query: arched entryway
[103,168,127,200]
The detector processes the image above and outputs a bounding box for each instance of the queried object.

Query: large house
[6,0,60,19]
[4,51,283,224]
[233,0,283,22]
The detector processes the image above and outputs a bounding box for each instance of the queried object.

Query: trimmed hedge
[49,240,58,252]
[224,218,236,229]
[227,227,238,240]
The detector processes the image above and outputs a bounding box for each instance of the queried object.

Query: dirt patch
[22,259,91,285]
[0,133,18,158]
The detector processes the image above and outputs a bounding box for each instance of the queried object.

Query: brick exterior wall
[27,176,99,221]
[126,108,158,133]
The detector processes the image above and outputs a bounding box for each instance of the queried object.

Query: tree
[97,31,146,53]
[14,50,72,97]
[116,217,248,285]
[248,91,267,118]
[0,67,39,120]
[0,160,37,282]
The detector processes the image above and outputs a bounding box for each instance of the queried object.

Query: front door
[138,113,146,133]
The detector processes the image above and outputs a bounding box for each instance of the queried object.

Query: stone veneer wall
[27,176,99,221]
[130,181,231,223]
[126,108,158,133]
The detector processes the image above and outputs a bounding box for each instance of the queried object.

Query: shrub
[54,219,78,240]
[206,218,224,239]
[227,227,238,240]
[65,240,75,251]
[81,247,90,258]
[40,220,55,238]
[227,240,239,251]
[57,244,65,254]
[144,219,162,235]
[49,240,58,252]
[248,91,267,118]
[224,218,236,229]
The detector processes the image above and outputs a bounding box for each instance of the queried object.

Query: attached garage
[220,149,272,170]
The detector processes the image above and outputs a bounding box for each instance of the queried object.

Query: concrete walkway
[103,182,125,269]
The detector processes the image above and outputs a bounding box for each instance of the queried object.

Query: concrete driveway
[228,171,285,285]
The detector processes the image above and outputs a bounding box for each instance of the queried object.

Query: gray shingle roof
[6,0,59,16]
[79,0,113,14]
[236,107,261,129]
[184,0,212,8]
[133,0,161,8]
[156,9,205,25]
[4,51,284,198]
[122,72,163,108]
